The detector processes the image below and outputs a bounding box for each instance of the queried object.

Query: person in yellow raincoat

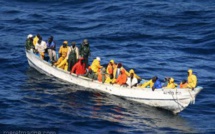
[187,69,197,89]
[33,34,41,46]
[164,77,177,89]
[126,69,138,88]
[54,41,69,70]
[90,57,103,74]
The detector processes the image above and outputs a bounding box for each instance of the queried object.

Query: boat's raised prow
[26,50,203,114]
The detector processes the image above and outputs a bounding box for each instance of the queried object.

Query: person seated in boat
[46,36,57,63]
[106,59,116,75]
[180,80,187,88]
[126,69,138,88]
[163,77,178,89]
[33,34,41,46]
[91,57,103,74]
[83,66,97,80]
[53,41,69,70]
[115,69,127,86]
[70,58,86,75]
[187,69,197,90]
[113,63,139,80]
[25,34,34,50]
[35,36,47,60]
[67,42,79,71]
[98,67,106,83]
[152,76,162,91]
[105,74,114,84]
[139,76,162,90]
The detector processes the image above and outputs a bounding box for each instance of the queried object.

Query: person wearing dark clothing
[25,34,34,50]
[68,42,79,71]
[79,39,90,68]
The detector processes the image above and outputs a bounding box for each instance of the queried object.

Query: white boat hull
[26,50,203,114]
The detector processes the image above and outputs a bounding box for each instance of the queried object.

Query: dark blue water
[0,0,215,133]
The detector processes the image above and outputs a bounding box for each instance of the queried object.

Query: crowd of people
[25,34,198,90]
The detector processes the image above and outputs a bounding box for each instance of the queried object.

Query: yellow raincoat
[187,69,197,88]
[165,78,177,89]
[91,58,102,74]
[140,79,154,88]
[33,36,39,46]
[54,44,69,70]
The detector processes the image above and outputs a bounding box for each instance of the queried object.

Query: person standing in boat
[35,36,47,60]
[91,57,103,74]
[25,34,34,50]
[33,34,41,46]
[67,42,79,71]
[79,39,90,68]
[46,36,57,63]
[126,69,138,88]
[187,69,197,90]
[106,60,116,75]
[54,41,69,70]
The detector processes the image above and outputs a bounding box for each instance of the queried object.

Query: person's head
[80,58,84,65]
[187,69,193,76]
[27,34,33,39]
[152,76,158,83]
[181,79,187,84]
[96,57,101,62]
[129,69,134,78]
[37,34,41,39]
[169,77,174,83]
[120,69,125,74]
[110,59,114,65]
[83,39,88,45]
[48,36,53,43]
[38,36,42,44]
[71,42,76,48]
[117,63,122,68]
[164,77,170,82]
[63,41,68,47]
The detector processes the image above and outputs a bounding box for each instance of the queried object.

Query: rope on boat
[188,90,195,104]
[171,88,185,111]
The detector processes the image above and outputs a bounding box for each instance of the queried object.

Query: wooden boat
[26,50,203,114]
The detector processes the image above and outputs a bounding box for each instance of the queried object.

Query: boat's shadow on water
[23,67,197,133]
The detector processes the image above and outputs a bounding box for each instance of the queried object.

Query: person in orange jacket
[71,58,86,75]
[115,69,127,85]
[180,80,187,88]
[106,59,116,75]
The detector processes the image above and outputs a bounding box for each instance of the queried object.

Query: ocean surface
[0,0,215,133]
